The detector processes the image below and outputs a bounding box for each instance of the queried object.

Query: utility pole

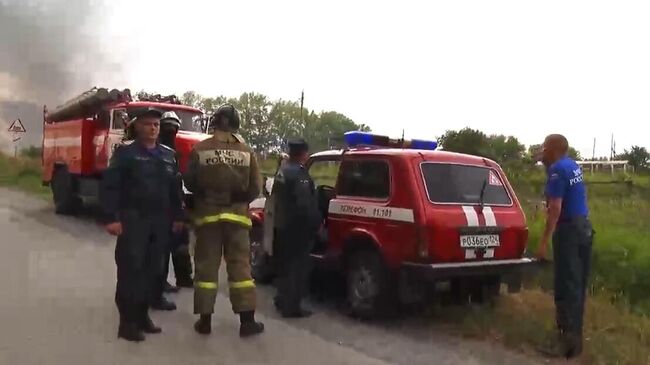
[592,138,596,160]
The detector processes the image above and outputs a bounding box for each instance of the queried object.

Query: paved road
[0,188,547,365]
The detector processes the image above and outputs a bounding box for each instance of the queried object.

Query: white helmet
[160,111,181,129]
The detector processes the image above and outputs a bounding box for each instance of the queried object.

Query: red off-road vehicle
[249,132,535,318]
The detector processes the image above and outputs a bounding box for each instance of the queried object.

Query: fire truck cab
[250,132,536,318]
[42,88,210,214]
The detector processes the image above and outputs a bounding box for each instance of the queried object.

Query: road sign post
[7,119,26,158]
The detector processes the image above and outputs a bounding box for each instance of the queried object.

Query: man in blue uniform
[101,107,185,342]
[272,139,322,318]
[536,134,593,359]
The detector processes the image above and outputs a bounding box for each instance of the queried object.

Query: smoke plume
[0,0,124,149]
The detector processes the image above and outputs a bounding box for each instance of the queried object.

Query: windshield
[420,163,512,205]
[126,107,205,132]
[174,110,204,132]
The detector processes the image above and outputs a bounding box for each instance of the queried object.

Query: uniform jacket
[272,161,321,234]
[100,141,184,224]
[183,131,262,221]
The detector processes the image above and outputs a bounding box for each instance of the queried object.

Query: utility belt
[557,215,590,226]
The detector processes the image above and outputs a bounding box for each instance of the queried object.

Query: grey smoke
[0,0,123,148]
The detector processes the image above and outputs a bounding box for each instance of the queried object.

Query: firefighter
[272,139,321,318]
[183,104,265,337]
[100,107,185,342]
[536,134,593,359]
[146,111,194,311]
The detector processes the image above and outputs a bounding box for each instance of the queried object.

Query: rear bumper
[402,258,539,280]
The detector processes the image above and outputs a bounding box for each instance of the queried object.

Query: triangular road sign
[8,119,26,133]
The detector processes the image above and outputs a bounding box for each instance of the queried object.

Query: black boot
[151,296,177,311]
[239,311,264,338]
[118,320,145,342]
[194,314,212,335]
[139,308,162,334]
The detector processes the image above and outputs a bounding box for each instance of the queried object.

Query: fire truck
[41,87,211,214]
[249,131,536,318]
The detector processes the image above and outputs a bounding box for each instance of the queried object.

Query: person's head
[133,108,163,143]
[209,104,240,133]
[541,134,569,166]
[288,139,309,164]
[159,111,181,147]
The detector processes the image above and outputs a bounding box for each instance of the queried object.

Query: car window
[338,160,390,199]
[420,163,512,205]
[308,160,341,188]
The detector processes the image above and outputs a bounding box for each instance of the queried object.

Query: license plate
[460,234,500,248]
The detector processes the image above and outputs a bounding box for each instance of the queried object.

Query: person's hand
[172,221,184,233]
[536,237,549,260]
[105,222,123,236]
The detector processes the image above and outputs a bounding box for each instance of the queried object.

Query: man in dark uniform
[272,139,321,318]
[536,134,593,359]
[101,107,185,342]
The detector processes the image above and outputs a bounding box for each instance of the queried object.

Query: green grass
[0,154,51,198]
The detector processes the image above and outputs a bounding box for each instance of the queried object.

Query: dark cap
[131,107,164,121]
[288,138,309,155]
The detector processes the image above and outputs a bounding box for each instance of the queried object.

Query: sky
[4,0,650,157]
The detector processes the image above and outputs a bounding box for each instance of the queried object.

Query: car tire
[51,166,80,215]
[250,224,273,284]
[346,250,397,319]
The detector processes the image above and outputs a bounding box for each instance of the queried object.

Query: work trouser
[553,216,594,337]
[194,222,256,314]
[115,210,169,323]
[275,229,315,313]
[151,227,193,301]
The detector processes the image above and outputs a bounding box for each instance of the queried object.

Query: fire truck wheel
[51,167,80,215]
[250,224,273,284]
[346,250,397,319]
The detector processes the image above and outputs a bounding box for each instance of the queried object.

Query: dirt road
[0,188,546,365]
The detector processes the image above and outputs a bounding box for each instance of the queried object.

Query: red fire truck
[250,132,536,318]
[41,88,210,214]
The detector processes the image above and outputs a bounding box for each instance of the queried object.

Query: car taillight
[417,226,429,259]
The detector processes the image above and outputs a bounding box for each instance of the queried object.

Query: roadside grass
[430,290,650,365]
[0,154,50,198]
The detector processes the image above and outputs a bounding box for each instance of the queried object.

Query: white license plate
[460,234,500,248]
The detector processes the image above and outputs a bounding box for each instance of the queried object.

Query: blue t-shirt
[545,156,589,221]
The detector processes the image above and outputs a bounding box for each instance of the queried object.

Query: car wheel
[51,167,80,215]
[346,250,396,319]
[250,224,273,284]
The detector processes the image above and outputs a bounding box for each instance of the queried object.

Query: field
[3,152,650,364]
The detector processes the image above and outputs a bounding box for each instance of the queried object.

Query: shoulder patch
[232,133,245,143]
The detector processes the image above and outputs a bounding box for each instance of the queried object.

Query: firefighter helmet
[209,104,240,132]
[160,111,181,129]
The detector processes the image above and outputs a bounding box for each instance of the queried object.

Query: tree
[486,134,525,163]
[180,91,203,108]
[439,128,489,157]
[617,146,649,170]
[439,128,524,164]
[304,111,370,152]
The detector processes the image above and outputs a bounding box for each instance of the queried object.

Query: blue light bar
[344,131,376,146]
[410,139,438,150]
[343,131,437,150]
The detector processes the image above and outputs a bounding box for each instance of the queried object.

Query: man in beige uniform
[183,104,265,337]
